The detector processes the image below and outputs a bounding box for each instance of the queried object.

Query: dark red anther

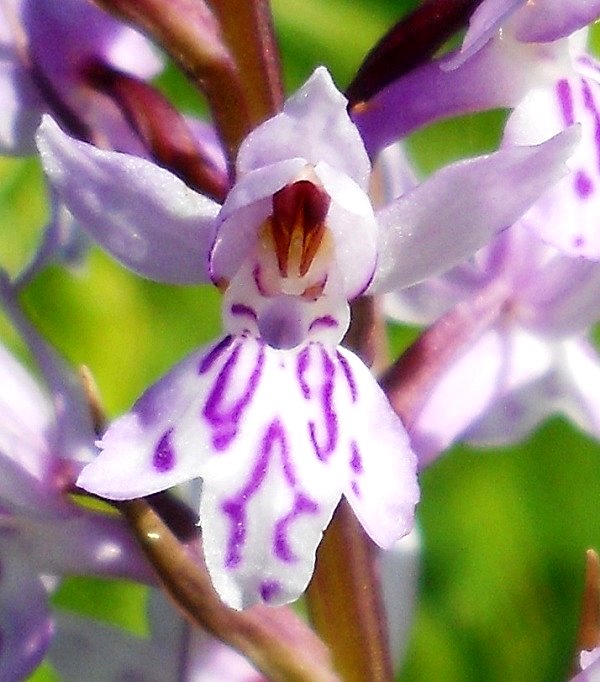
[346,0,485,107]
[271,180,331,277]
[85,61,230,203]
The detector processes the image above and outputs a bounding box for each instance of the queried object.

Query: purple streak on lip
[230,303,258,320]
[260,579,282,602]
[198,335,234,375]
[308,315,338,332]
[203,341,265,450]
[557,79,574,126]
[575,170,594,198]
[221,420,292,568]
[581,78,600,173]
[350,441,363,473]
[336,351,358,403]
[273,493,319,562]
[350,481,361,497]
[153,428,176,472]
[308,347,337,461]
[296,346,311,399]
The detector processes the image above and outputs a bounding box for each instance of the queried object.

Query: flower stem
[306,499,394,682]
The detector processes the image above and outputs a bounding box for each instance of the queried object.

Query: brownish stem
[577,549,600,656]
[207,0,284,125]
[306,500,394,682]
[92,0,252,164]
[119,499,340,682]
[346,0,485,106]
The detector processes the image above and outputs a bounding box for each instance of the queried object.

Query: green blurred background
[0,1,598,680]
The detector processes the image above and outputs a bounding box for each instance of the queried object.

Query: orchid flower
[37,65,577,608]
[383,131,600,467]
[353,0,600,261]
[0,275,154,679]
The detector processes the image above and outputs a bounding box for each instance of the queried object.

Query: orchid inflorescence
[1,0,600,680]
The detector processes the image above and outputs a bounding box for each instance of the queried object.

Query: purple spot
[230,303,258,320]
[221,500,245,568]
[152,429,175,472]
[260,580,282,602]
[203,342,265,450]
[557,79,574,126]
[221,421,293,568]
[274,494,319,562]
[351,481,361,497]
[575,170,594,198]
[296,346,311,399]
[350,441,363,473]
[336,351,357,402]
[198,335,233,375]
[308,348,337,461]
[308,315,338,332]
[574,235,586,248]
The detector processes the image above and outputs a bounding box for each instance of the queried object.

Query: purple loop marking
[336,351,358,402]
[296,346,312,399]
[308,347,338,461]
[221,420,295,568]
[203,341,265,450]
[273,493,319,562]
[152,428,176,472]
[198,335,233,375]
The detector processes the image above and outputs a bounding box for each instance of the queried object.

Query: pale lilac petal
[504,77,600,259]
[237,67,371,190]
[464,333,574,446]
[51,589,262,682]
[313,161,377,297]
[512,1,600,42]
[370,142,419,209]
[338,347,418,547]
[370,129,578,293]
[36,116,219,284]
[0,56,44,155]
[380,528,420,671]
[447,0,525,68]
[22,0,162,89]
[353,35,556,157]
[410,328,552,466]
[577,647,600,681]
[522,254,600,336]
[548,337,600,440]
[30,512,154,584]
[0,539,54,681]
